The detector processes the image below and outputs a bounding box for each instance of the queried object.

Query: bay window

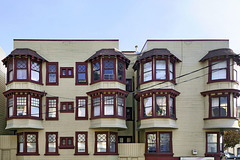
[146,132,172,154]
[76,97,88,120]
[16,60,27,80]
[17,132,38,155]
[143,61,152,82]
[140,90,179,119]
[31,61,40,82]
[103,60,115,80]
[89,90,127,119]
[76,62,88,85]
[45,132,59,155]
[95,132,118,155]
[75,132,88,155]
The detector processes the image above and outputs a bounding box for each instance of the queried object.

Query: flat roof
[14,39,119,41]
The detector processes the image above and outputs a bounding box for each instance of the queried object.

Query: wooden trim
[30,60,43,84]
[102,58,116,81]
[75,62,88,85]
[75,132,89,155]
[30,95,42,119]
[46,97,59,120]
[75,97,88,120]
[46,62,59,85]
[201,89,240,96]
[17,132,39,156]
[205,132,221,156]
[60,102,74,113]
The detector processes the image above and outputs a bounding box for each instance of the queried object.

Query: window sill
[7,116,43,120]
[90,80,126,85]
[94,153,119,155]
[44,153,60,156]
[6,80,43,85]
[140,79,176,85]
[75,82,88,85]
[60,76,74,78]
[45,118,59,121]
[145,152,174,157]
[90,116,125,120]
[140,116,177,120]
[204,117,238,120]
[60,110,74,113]
[207,79,235,84]
[59,146,74,149]
[17,153,40,156]
[74,153,89,155]
[46,82,58,86]
[75,117,88,120]
[205,152,221,156]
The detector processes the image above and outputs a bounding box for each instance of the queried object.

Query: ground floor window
[17,132,38,155]
[95,132,118,155]
[75,132,88,155]
[145,131,172,154]
[206,132,223,157]
[45,132,59,155]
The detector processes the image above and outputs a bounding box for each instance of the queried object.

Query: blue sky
[0,0,240,55]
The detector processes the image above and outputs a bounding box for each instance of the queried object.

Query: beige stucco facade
[0,39,239,160]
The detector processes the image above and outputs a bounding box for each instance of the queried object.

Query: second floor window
[45,132,59,155]
[17,96,27,116]
[31,97,40,117]
[46,97,58,120]
[118,62,124,81]
[93,97,101,117]
[76,97,88,120]
[8,62,13,82]
[16,60,27,80]
[156,60,166,80]
[76,62,88,84]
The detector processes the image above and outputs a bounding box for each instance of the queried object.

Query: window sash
[93,62,100,81]
[211,60,227,80]
[104,96,114,115]
[17,97,27,116]
[159,133,170,152]
[16,60,27,80]
[47,99,57,118]
[207,133,218,153]
[147,133,157,153]
[48,64,57,83]
[118,62,124,81]
[118,97,124,116]
[143,62,152,82]
[156,96,167,116]
[8,98,13,117]
[93,97,101,116]
[31,61,40,82]
[156,60,166,80]
[77,99,86,117]
[31,97,40,117]
[143,97,152,117]
[47,133,57,153]
[77,133,86,153]
[211,96,228,117]
[97,133,107,152]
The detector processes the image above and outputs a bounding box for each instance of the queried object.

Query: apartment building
[0,39,239,160]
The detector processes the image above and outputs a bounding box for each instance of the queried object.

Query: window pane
[156,96,167,116]
[212,69,226,80]
[8,98,13,117]
[26,134,37,153]
[169,97,175,118]
[220,97,227,116]
[160,133,170,152]
[31,70,39,81]
[49,73,56,83]
[212,60,227,70]
[110,134,116,152]
[143,62,152,82]
[78,73,86,82]
[93,97,100,116]
[144,71,152,82]
[31,62,40,81]
[19,134,24,153]
[144,62,152,72]
[93,62,100,81]
[118,62,124,81]
[17,69,27,79]
[31,98,40,117]
[156,70,166,79]
[78,99,86,117]
[97,134,107,152]
[17,97,27,116]
[207,134,217,153]
[48,134,56,152]
[143,97,152,117]
[77,134,86,152]
[49,108,56,117]
[147,133,156,152]
[104,96,114,115]
[118,97,124,116]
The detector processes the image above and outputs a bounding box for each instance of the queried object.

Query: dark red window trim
[7,95,13,118]
[46,62,59,85]
[60,67,74,78]
[208,58,230,83]
[94,131,118,155]
[76,97,88,120]
[141,59,153,83]
[30,60,43,84]
[75,132,89,155]
[76,62,88,85]
[30,95,42,118]
[140,93,177,120]
[17,132,39,156]
[60,102,74,113]
[46,97,59,120]
[59,137,74,149]
[208,94,230,118]
[45,132,59,155]
[14,58,29,81]
[205,132,222,157]
[145,131,173,155]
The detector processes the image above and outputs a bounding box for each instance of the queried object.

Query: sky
[0,0,240,55]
